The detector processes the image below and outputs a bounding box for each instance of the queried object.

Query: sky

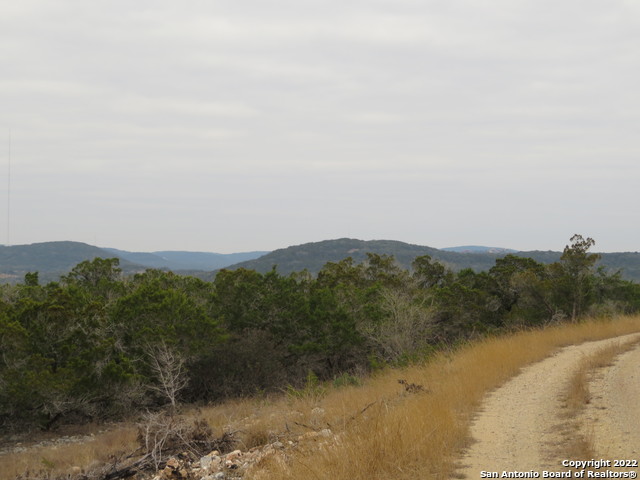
[1,0,639,253]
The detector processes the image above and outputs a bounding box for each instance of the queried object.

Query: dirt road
[455,333,640,478]
[585,343,640,459]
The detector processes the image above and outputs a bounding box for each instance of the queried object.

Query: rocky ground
[144,428,335,480]
[0,411,340,480]
[0,433,103,456]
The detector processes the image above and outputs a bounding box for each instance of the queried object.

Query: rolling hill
[0,241,143,283]
[441,245,518,254]
[215,238,543,276]
[0,242,267,284]
[217,238,640,282]
[2,239,640,284]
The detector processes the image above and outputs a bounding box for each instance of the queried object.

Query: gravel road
[455,333,640,479]
[583,343,640,459]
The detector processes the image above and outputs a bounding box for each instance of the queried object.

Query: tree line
[1,235,638,430]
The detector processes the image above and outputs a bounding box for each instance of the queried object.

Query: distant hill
[0,241,144,283]
[3,239,640,284]
[217,238,640,282]
[103,248,268,271]
[0,242,268,284]
[215,238,522,277]
[442,245,519,254]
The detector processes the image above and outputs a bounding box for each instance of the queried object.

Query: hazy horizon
[1,236,635,255]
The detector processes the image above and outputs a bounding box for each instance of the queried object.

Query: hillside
[3,239,640,284]
[1,235,639,478]
[215,238,445,275]
[4,317,640,480]
[218,238,640,281]
[215,238,506,276]
[0,242,268,284]
[0,241,143,283]
[441,245,518,254]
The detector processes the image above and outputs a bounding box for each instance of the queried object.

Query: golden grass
[254,315,640,480]
[0,427,138,479]
[2,314,640,480]
[564,343,626,412]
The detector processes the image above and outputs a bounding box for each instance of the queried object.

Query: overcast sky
[1,1,639,253]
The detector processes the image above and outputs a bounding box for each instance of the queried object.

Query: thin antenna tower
[6,128,10,246]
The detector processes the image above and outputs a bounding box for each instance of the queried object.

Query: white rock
[201,455,213,470]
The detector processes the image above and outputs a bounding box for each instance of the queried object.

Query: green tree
[412,255,452,289]
[363,253,408,289]
[24,272,39,287]
[212,268,266,332]
[111,272,223,407]
[488,255,552,324]
[555,234,600,321]
[61,257,124,302]
[5,280,132,428]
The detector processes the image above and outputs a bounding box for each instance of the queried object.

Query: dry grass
[2,314,640,480]
[254,315,640,480]
[0,427,138,479]
[564,343,627,412]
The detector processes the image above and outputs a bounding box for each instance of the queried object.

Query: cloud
[113,95,260,118]
[2,0,640,251]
